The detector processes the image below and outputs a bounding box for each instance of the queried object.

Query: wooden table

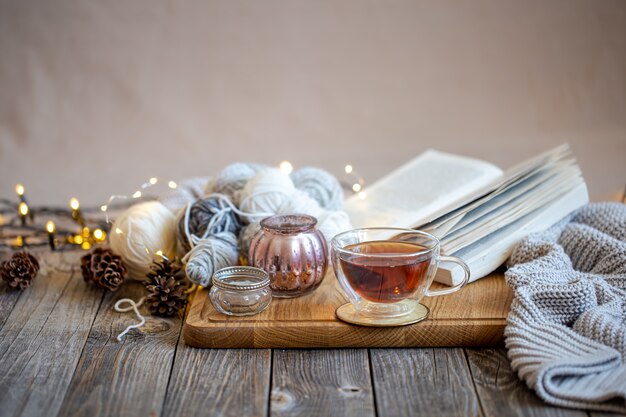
[0,253,603,417]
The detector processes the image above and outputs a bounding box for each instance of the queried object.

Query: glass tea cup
[330,228,470,322]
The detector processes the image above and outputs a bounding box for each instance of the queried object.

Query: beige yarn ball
[109,201,178,279]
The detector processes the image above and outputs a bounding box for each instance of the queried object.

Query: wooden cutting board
[183,269,513,348]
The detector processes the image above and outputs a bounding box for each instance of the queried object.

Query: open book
[344,145,589,285]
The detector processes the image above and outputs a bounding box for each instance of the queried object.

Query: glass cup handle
[426,255,471,297]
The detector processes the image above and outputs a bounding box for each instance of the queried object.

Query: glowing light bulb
[344,165,353,174]
[279,161,293,175]
[155,250,164,257]
[149,177,158,185]
[352,183,362,192]
[93,228,105,241]
[115,227,123,235]
[358,191,367,200]
[18,202,29,216]
[133,191,142,198]
[46,221,55,233]
[168,181,177,189]
[15,184,25,196]
[70,198,80,211]
[100,205,107,212]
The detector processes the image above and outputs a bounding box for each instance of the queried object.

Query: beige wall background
[0,0,624,206]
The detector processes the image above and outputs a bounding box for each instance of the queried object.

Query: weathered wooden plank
[57,282,182,417]
[465,348,588,417]
[370,348,481,417]
[0,251,27,330]
[0,275,22,331]
[0,253,103,417]
[270,349,375,417]
[162,347,271,417]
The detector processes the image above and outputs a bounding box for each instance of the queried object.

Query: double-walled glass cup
[331,228,470,321]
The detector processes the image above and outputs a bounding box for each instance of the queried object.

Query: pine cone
[0,251,40,290]
[81,247,127,291]
[144,258,190,317]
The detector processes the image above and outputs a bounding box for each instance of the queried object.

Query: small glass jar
[249,214,328,298]
[209,266,272,316]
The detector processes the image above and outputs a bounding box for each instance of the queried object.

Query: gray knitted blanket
[505,202,626,413]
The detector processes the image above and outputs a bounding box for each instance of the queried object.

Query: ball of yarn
[317,210,353,244]
[237,169,297,220]
[159,176,211,214]
[213,163,267,204]
[109,201,177,280]
[204,177,218,195]
[183,232,239,287]
[291,167,344,210]
[279,189,324,218]
[177,195,241,253]
[238,222,262,262]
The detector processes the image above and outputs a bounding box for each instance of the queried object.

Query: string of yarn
[114,296,146,342]
[291,167,344,210]
[182,231,239,287]
[177,195,241,253]
[109,201,177,280]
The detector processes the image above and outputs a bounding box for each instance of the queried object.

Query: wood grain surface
[465,348,588,417]
[0,252,608,417]
[57,283,183,417]
[271,349,375,417]
[184,270,513,348]
[370,348,481,417]
[162,348,271,417]
[0,253,103,417]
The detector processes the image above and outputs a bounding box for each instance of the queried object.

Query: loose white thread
[114,296,146,342]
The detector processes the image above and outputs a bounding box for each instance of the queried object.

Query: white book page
[344,150,503,228]
[419,144,572,232]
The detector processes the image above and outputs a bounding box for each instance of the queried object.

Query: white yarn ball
[291,167,344,210]
[279,189,324,217]
[214,162,267,205]
[237,168,296,219]
[109,201,178,280]
[317,210,353,244]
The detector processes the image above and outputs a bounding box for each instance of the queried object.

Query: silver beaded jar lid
[212,266,270,291]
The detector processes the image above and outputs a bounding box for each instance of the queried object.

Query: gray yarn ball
[184,231,239,287]
[291,167,344,210]
[238,222,262,262]
[177,196,242,253]
[214,162,267,204]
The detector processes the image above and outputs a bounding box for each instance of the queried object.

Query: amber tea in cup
[331,228,470,321]
[340,241,432,303]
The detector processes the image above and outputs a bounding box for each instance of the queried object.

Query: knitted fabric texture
[505,202,626,413]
